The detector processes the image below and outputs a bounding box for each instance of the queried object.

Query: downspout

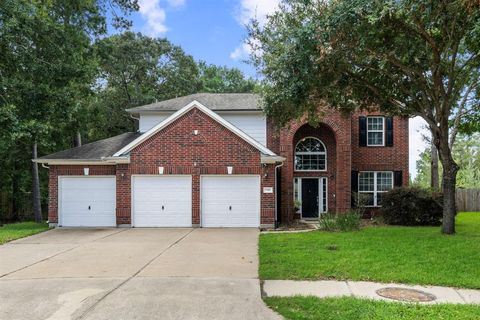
[41,162,49,223]
[130,114,140,132]
[274,162,284,229]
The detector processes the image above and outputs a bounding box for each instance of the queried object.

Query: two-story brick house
[35,93,409,228]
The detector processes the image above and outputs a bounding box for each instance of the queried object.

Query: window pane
[377,192,386,206]
[368,132,383,145]
[367,117,384,130]
[296,137,325,152]
[294,178,299,202]
[359,172,374,191]
[377,172,393,191]
[295,154,326,170]
[361,192,375,206]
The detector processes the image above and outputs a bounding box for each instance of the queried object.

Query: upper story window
[367,117,385,146]
[294,137,327,171]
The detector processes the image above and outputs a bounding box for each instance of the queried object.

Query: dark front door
[301,178,319,218]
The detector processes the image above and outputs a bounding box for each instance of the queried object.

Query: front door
[301,178,319,218]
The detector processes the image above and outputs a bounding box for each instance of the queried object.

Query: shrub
[319,211,361,232]
[381,187,443,226]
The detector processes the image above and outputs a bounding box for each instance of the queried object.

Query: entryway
[294,177,328,218]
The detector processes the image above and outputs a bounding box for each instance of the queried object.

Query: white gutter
[261,155,286,164]
[33,157,130,165]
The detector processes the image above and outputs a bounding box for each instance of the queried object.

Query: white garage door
[132,176,192,227]
[59,176,116,227]
[201,176,260,227]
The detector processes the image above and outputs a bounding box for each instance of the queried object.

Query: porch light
[83,168,89,176]
[227,166,233,175]
[158,166,164,175]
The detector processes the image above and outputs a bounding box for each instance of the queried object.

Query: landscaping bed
[259,212,480,288]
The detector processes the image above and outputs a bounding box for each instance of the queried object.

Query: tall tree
[0,0,138,222]
[431,143,440,190]
[415,133,480,189]
[250,0,480,234]
[90,32,199,140]
[198,61,257,93]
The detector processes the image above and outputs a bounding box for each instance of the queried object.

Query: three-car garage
[57,175,262,228]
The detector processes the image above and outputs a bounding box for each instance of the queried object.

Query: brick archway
[278,114,352,223]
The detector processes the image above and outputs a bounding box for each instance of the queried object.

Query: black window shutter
[394,171,402,187]
[359,117,367,146]
[351,170,359,207]
[385,117,394,147]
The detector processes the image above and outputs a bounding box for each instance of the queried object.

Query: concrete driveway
[0,228,280,320]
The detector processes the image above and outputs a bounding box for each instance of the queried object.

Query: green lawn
[0,222,50,244]
[259,212,480,288]
[264,296,480,320]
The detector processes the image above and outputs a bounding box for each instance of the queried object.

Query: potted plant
[294,200,302,213]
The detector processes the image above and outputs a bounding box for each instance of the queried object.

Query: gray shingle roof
[126,93,261,113]
[38,132,142,160]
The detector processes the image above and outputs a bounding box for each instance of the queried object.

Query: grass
[0,221,50,244]
[264,296,480,320]
[259,212,480,288]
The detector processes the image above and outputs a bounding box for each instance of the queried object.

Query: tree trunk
[31,142,42,223]
[74,131,82,147]
[12,162,19,222]
[430,142,439,191]
[435,135,459,235]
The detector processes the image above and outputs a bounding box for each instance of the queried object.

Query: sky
[117,0,429,178]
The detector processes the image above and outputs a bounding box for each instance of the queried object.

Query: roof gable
[114,100,276,157]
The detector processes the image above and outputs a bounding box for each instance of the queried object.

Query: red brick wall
[292,123,337,212]
[351,111,410,186]
[116,107,275,225]
[48,165,116,223]
[271,109,409,223]
[46,107,408,226]
[272,112,352,222]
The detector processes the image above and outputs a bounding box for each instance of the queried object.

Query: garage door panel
[201,176,260,228]
[132,176,192,227]
[59,177,116,227]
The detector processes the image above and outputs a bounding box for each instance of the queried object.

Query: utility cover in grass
[376,287,436,302]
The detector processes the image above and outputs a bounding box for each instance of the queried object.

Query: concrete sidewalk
[263,280,480,304]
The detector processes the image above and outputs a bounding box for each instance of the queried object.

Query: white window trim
[358,171,393,207]
[366,116,385,147]
[294,136,327,172]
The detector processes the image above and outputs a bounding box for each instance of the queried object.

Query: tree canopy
[0,1,257,223]
[250,0,480,233]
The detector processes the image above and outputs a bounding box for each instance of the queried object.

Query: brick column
[116,164,131,225]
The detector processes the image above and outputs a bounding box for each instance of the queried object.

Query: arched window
[295,137,327,171]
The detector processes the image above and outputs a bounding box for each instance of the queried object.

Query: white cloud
[138,0,186,36]
[138,0,168,35]
[230,43,250,60]
[237,0,280,26]
[409,116,430,179]
[231,0,280,60]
